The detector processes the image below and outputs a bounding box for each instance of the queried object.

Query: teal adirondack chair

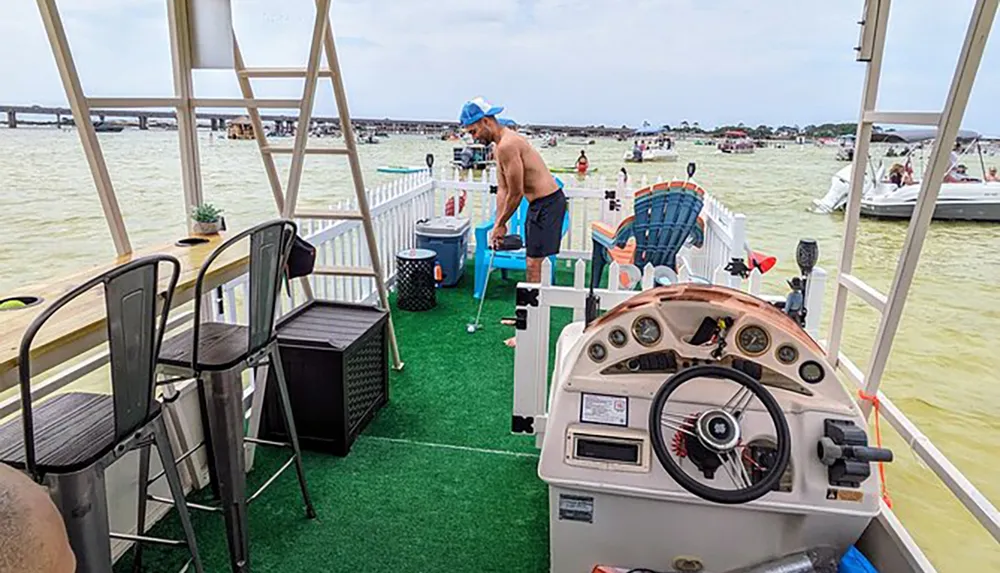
[590,180,705,289]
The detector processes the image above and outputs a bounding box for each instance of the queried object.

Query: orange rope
[858,390,893,509]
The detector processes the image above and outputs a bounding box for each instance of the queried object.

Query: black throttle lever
[817,436,893,465]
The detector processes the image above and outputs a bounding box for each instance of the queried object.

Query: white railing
[434,167,752,281]
[210,170,437,324]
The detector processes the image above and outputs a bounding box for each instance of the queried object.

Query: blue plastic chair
[590,180,705,289]
[473,179,570,298]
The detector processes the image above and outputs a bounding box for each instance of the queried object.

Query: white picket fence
[433,166,752,283]
[203,167,769,325]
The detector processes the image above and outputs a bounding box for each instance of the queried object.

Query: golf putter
[467,234,523,333]
[468,248,497,333]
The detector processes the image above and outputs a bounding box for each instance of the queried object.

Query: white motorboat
[812,129,1000,220]
[625,123,678,162]
[860,179,1000,221]
[813,162,884,213]
[835,135,856,162]
[836,147,855,162]
[623,146,679,163]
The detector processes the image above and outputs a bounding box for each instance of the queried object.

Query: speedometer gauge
[736,325,770,356]
[631,316,662,346]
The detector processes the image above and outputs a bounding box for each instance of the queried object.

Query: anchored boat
[813,130,1000,221]
[717,130,755,154]
[622,146,678,163]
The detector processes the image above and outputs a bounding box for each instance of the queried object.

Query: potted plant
[192,203,223,235]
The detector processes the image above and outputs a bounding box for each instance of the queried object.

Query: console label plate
[580,393,628,427]
[826,488,864,502]
[558,494,594,523]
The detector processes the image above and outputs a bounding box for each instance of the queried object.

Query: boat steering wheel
[648,365,791,505]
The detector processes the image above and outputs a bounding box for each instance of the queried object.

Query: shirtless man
[460,98,567,346]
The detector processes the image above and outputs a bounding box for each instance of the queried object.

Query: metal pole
[860,0,999,416]
[825,0,892,363]
[167,0,204,233]
[36,0,132,255]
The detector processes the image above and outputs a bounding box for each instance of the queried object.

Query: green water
[1,127,998,570]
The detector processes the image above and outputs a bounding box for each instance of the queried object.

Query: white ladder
[234,0,402,370]
[826,0,997,414]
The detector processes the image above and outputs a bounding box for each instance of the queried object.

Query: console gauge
[609,327,628,348]
[631,316,662,346]
[799,360,825,384]
[736,325,770,356]
[588,342,608,362]
[776,344,798,364]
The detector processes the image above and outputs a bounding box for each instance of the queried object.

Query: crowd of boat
[363,122,1000,223]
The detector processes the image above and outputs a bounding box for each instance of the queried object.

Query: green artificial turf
[116,258,582,573]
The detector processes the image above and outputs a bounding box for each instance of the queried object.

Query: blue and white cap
[459,97,504,127]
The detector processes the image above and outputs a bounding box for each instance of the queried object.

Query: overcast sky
[2,1,999,131]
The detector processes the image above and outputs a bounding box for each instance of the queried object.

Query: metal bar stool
[136,219,316,573]
[0,255,204,573]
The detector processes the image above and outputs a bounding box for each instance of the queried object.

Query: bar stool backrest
[190,219,297,368]
[17,255,181,480]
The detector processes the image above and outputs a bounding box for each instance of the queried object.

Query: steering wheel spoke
[660,420,696,438]
[648,365,790,505]
[723,386,755,419]
[659,411,698,437]
[718,450,753,490]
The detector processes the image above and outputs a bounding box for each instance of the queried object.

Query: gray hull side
[859,201,1000,222]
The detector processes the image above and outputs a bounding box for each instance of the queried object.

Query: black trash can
[259,300,389,456]
[396,248,437,311]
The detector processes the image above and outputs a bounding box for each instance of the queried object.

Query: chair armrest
[475,221,494,246]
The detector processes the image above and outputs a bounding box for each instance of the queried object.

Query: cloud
[2,0,999,131]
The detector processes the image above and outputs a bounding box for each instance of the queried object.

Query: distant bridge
[0,104,632,137]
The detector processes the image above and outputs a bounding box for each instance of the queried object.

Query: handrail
[834,352,1000,543]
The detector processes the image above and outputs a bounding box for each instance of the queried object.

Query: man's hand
[491,223,508,249]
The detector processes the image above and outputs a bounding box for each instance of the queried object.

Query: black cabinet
[259,300,389,456]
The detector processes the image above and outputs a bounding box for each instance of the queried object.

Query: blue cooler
[415,216,470,287]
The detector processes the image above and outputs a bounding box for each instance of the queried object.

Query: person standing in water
[576,150,589,175]
[459,97,567,348]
